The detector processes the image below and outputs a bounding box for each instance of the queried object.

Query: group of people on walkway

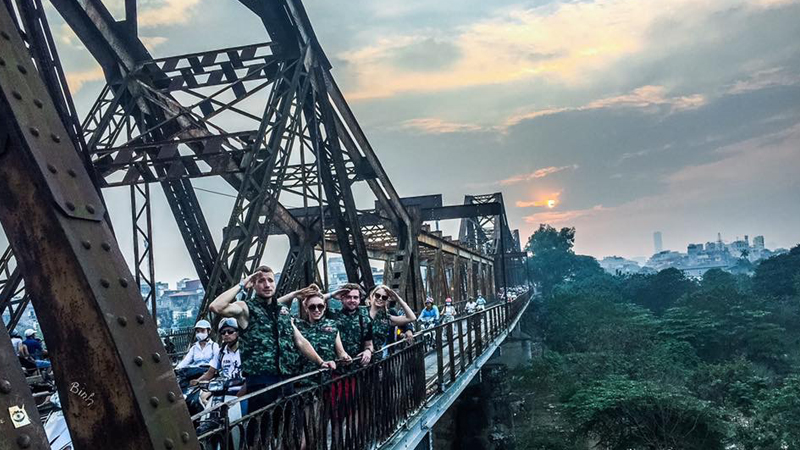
[175,265,419,413]
[11,328,51,372]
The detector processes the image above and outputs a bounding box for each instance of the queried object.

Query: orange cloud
[501,165,579,185]
[65,66,105,93]
[138,0,203,27]
[399,117,484,134]
[524,205,607,225]
[502,86,706,129]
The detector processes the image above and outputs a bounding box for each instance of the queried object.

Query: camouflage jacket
[331,306,373,357]
[239,297,299,376]
[294,318,339,373]
[371,308,403,351]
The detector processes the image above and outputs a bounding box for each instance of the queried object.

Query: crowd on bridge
[173,264,493,416]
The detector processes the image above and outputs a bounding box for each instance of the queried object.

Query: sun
[547,199,556,209]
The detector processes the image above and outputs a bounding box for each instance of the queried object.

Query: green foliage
[512,247,800,449]
[753,245,800,298]
[524,224,587,297]
[739,376,800,449]
[627,268,697,315]
[691,358,770,413]
[567,379,728,450]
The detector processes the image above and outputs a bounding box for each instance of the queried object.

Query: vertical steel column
[131,183,156,316]
[0,12,196,448]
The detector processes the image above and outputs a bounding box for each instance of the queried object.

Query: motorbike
[419,318,437,352]
[44,370,242,449]
[193,377,243,446]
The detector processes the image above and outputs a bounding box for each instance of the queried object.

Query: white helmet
[24,329,36,337]
[194,319,212,330]
[218,317,239,332]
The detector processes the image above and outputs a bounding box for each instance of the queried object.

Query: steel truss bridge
[0,0,529,448]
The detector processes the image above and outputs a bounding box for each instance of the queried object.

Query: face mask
[196,332,208,341]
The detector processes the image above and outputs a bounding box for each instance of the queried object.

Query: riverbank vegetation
[514,225,800,449]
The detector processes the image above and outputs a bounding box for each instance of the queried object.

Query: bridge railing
[195,292,531,449]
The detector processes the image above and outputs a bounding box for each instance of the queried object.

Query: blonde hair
[368,284,394,309]
[299,284,326,321]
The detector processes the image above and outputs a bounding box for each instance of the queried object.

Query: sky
[20,0,800,284]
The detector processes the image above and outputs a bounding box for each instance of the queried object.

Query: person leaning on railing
[209,265,335,414]
[327,283,375,367]
[368,284,417,358]
[294,284,352,375]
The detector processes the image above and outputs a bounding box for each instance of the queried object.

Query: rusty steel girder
[0,6,197,449]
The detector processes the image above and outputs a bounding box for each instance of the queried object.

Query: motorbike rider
[442,298,456,323]
[465,298,477,314]
[175,320,219,371]
[191,318,244,408]
[476,293,487,311]
[419,298,440,326]
[22,329,50,369]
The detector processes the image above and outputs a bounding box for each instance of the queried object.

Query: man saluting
[209,265,334,412]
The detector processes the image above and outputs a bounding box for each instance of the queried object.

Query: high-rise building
[653,231,663,254]
[754,235,765,250]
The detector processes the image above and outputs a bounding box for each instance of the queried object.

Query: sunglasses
[307,304,326,312]
[373,293,389,301]
[220,329,237,335]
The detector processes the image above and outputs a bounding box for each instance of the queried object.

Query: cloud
[501,165,579,185]
[503,85,706,129]
[516,191,563,208]
[518,121,800,257]
[65,67,105,93]
[141,36,169,52]
[524,205,606,224]
[138,0,203,27]
[399,117,484,134]
[339,0,792,100]
[726,67,800,95]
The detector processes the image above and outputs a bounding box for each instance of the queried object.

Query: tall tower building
[653,231,663,254]
[754,235,765,250]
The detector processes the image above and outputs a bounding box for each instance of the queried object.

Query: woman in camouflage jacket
[294,285,352,374]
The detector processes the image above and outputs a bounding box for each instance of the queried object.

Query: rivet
[150,396,160,407]
[29,127,39,137]
[101,242,111,251]
[152,353,161,363]
[33,99,42,108]
[50,134,61,143]
[0,379,11,393]
[119,278,129,288]
[100,279,110,288]
[167,392,177,403]
[134,356,143,366]
[136,314,145,324]
[47,164,57,174]
[180,431,189,443]
[67,169,77,178]
[16,434,31,449]
[164,438,174,449]
[86,204,95,214]
[17,64,26,75]
[12,91,21,100]
[0,58,5,66]
[0,31,9,40]
[65,202,75,211]
[81,240,91,249]
[117,316,127,326]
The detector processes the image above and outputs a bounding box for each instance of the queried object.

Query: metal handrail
[194,291,532,449]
